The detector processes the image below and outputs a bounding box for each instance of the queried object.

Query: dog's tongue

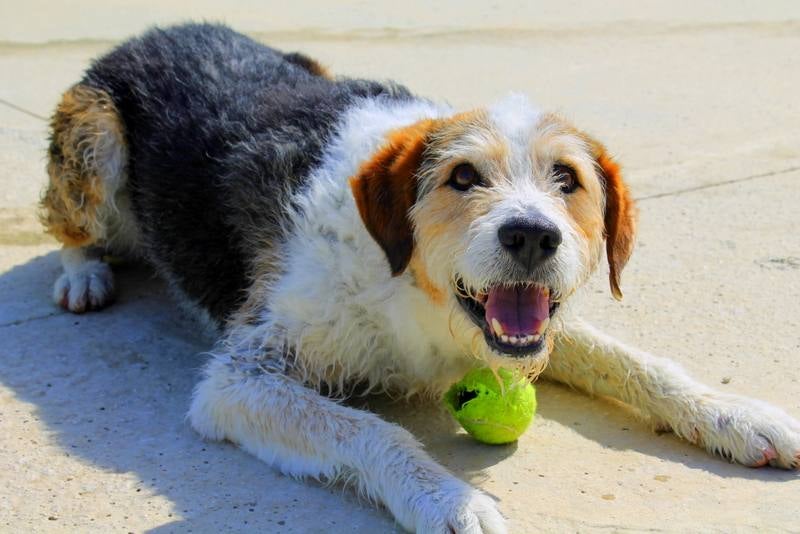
[485,285,549,336]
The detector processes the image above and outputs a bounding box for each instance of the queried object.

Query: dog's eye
[553,164,579,194]
[448,163,482,191]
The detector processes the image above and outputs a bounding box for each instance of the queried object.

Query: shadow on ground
[0,253,795,532]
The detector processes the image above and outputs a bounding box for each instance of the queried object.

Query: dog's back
[43,23,413,320]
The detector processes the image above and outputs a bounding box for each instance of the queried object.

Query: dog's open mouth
[455,278,559,357]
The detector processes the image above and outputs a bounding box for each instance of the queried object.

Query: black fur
[83,23,414,321]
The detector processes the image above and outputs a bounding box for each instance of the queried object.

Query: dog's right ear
[349,119,439,276]
[595,147,637,300]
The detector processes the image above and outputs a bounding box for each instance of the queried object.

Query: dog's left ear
[595,146,637,300]
[349,119,438,276]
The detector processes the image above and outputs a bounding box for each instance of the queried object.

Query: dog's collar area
[455,278,559,357]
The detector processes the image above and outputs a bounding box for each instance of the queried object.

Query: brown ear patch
[349,119,439,276]
[596,149,637,300]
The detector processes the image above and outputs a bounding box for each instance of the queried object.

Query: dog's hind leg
[189,354,507,533]
[544,318,800,469]
[40,84,131,313]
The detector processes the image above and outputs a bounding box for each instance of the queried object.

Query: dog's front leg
[544,318,800,468]
[189,355,506,533]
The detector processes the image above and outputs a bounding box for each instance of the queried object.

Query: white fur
[187,98,515,532]
[186,95,798,534]
[225,97,478,394]
[545,317,800,468]
[187,95,800,532]
[488,93,541,142]
[189,357,506,533]
[54,246,115,312]
[54,92,800,533]
[458,180,583,298]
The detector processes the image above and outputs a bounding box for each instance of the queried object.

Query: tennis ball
[444,367,536,445]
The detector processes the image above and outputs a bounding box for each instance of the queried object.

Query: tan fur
[40,84,126,247]
[532,113,637,298]
[283,51,333,80]
[555,154,606,279]
[350,119,441,276]
[409,255,445,306]
[594,146,637,299]
[303,60,332,80]
[412,112,611,296]
[349,113,484,277]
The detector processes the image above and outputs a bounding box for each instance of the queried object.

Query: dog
[40,23,800,533]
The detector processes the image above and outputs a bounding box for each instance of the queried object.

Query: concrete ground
[2,1,800,532]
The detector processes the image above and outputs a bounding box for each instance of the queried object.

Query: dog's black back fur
[83,24,413,321]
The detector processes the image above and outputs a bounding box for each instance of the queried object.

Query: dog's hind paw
[54,260,114,313]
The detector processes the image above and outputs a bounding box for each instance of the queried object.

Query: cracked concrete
[0,99,46,122]
[1,2,799,532]
[635,165,800,203]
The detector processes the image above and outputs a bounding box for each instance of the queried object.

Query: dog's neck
[256,97,479,396]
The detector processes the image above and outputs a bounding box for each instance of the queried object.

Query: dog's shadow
[0,253,794,533]
[371,380,799,486]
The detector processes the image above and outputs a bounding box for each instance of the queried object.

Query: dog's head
[350,96,636,365]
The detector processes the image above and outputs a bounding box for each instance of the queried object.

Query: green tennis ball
[444,367,536,445]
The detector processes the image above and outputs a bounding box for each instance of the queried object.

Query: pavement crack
[635,165,800,202]
[0,311,61,328]
[0,97,47,121]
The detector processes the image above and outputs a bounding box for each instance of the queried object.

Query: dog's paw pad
[748,445,778,468]
[54,261,114,313]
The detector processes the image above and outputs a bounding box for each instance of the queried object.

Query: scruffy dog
[41,24,799,533]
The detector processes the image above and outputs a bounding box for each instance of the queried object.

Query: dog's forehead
[482,94,544,178]
[483,97,595,176]
[487,93,541,143]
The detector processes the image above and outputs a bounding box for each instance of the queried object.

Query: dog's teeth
[501,334,509,343]
[510,335,519,345]
[525,335,534,344]
[491,318,504,337]
[532,334,541,342]
[536,317,550,335]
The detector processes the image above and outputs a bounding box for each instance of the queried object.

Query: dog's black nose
[498,218,562,269]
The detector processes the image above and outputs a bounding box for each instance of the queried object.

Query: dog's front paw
[668,393,800,469]
[53,260,115,313]
[392,478,506,534]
